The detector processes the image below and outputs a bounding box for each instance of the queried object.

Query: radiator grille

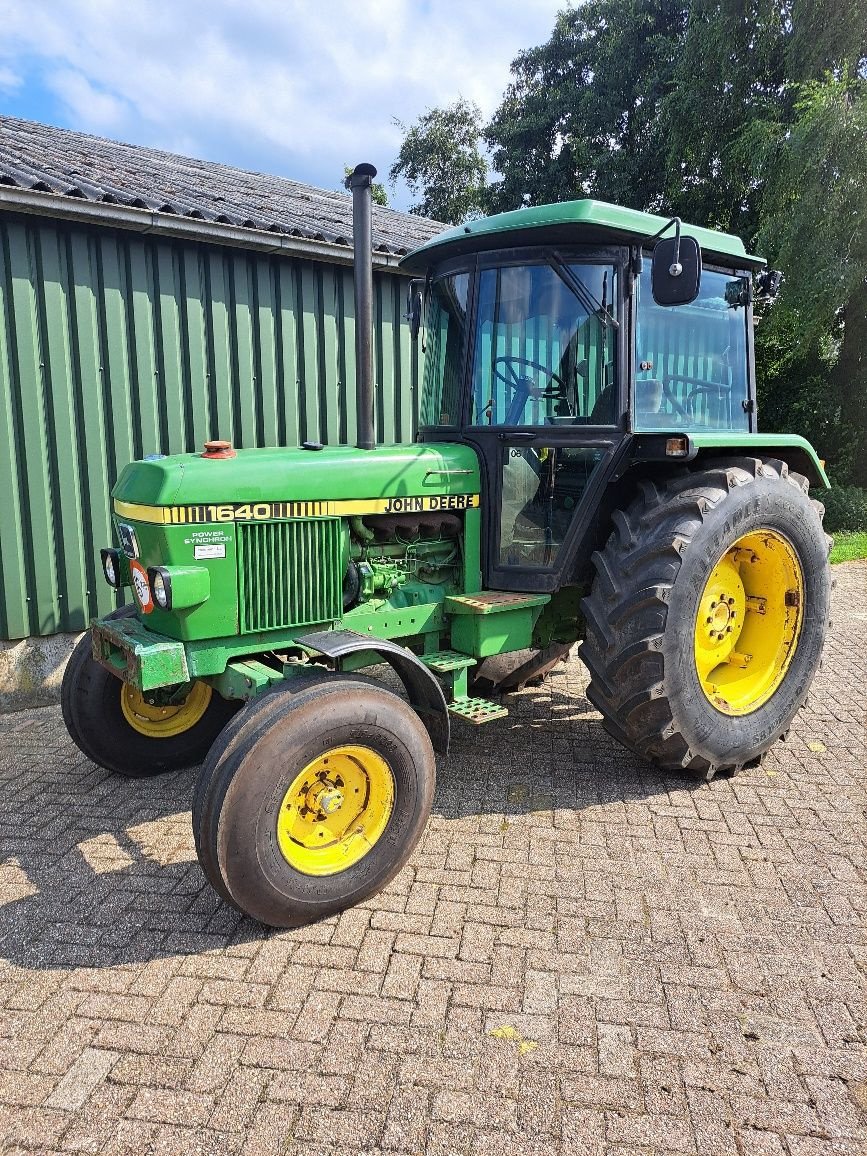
[237,518,342,634]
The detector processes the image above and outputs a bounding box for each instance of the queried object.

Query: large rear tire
[193,675,436,928]
[61,607,238,777]
[580,457,832,778]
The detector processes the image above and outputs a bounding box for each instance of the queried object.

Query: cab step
[445,591,549,615]
[447,697,509,725]
[419,650,477,675]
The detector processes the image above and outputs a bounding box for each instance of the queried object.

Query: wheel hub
[307,782,345,816]
[276,745,395,877]
[120,681,212,738]
[693,530,804,716]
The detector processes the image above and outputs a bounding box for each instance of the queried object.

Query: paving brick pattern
[0,562,864,1155]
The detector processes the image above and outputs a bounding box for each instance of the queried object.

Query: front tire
[193,675,436,928]
[61,607,238,777]
[580,458,831,777]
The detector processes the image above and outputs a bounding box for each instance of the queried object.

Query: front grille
[237,518,342,634]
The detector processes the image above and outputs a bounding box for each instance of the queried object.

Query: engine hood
[112,442,481,508]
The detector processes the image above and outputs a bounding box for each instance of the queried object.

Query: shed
[0,116,441,644]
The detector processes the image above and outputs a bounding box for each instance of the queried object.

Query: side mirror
[406,279,424,341]
[756,269,783,300]
[651,235,702,306]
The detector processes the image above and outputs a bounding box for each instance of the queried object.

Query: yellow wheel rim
[276,745,395,877]
[694,529,804,716]
[120,681,212,738]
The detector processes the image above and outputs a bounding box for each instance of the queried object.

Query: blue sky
[0,0,564,211]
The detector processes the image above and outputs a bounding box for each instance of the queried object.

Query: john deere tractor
[62,165,831,927]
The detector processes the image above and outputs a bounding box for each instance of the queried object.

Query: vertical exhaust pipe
[346,163,377,451]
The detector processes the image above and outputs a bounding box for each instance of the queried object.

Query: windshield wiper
[548,250,620,331]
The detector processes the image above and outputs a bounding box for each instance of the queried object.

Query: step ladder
[418,649,508,725]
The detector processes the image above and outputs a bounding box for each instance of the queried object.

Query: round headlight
[100,548,121,589]
[152,570,169,609]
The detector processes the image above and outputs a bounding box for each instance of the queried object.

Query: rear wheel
[61,607,238,777]
[193,675,436,927]
[580,457,831,778]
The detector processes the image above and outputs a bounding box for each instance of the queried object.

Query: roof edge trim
[0,186,410,271]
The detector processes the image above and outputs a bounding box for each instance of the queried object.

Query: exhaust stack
[346,163,377,451]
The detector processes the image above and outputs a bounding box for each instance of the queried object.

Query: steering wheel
[493,355,569,400]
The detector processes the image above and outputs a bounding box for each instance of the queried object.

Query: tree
[343,166,389,207]
[485,1,687,213]
[753,76,867,483]
[389,98,487,224]
[659,0,866,235]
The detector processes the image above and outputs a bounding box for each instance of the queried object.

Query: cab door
[462,255,626,593]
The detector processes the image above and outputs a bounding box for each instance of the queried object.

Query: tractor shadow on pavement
[436,676,706,825]
[0,674,707,973]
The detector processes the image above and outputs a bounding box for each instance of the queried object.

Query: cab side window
[635,265,750,431]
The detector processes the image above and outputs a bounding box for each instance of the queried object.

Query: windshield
[418,261,619,429]
[471,262,618,426]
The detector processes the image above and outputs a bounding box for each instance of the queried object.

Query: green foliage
[819,487,867,535]
[343,166,389,207]
[657,0,792,236]
[754,305,860,484]
[485,2,686,213]
[753,78,867,341]
[752,75,867,483]
[829,532,867,564]
[389,99,487,224]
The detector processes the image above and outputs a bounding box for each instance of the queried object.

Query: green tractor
[62,165,831,927]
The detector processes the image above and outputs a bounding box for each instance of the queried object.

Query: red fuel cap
[202,439,236,459]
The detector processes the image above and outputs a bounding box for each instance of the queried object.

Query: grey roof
[0,115,442,256]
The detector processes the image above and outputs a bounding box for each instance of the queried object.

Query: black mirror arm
[646,216,684,278]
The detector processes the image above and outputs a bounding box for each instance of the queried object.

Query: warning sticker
[194,543,226,560]
[129,560,153,614]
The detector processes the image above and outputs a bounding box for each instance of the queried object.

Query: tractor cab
[401,200,764,591]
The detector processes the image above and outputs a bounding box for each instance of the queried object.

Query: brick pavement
[0,561,864,1156]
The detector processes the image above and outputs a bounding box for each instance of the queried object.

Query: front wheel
[61,607,238,777]
[580,457,832,778]
[193,675,437,927]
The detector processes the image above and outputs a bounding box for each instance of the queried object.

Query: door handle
[498,431,537,441]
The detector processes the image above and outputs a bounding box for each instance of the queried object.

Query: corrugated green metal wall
[0,213,420,639]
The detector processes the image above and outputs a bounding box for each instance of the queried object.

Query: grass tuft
[829,532,867,564]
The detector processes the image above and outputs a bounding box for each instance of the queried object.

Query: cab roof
[400,198,765,274]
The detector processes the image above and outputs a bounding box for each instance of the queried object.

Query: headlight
[100,548,122,589]
[147,565,210,611]
[148,567,172,610]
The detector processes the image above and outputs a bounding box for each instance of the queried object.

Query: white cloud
[0,0,563,205]
[46,69,130,131]
[0,65,21,91]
